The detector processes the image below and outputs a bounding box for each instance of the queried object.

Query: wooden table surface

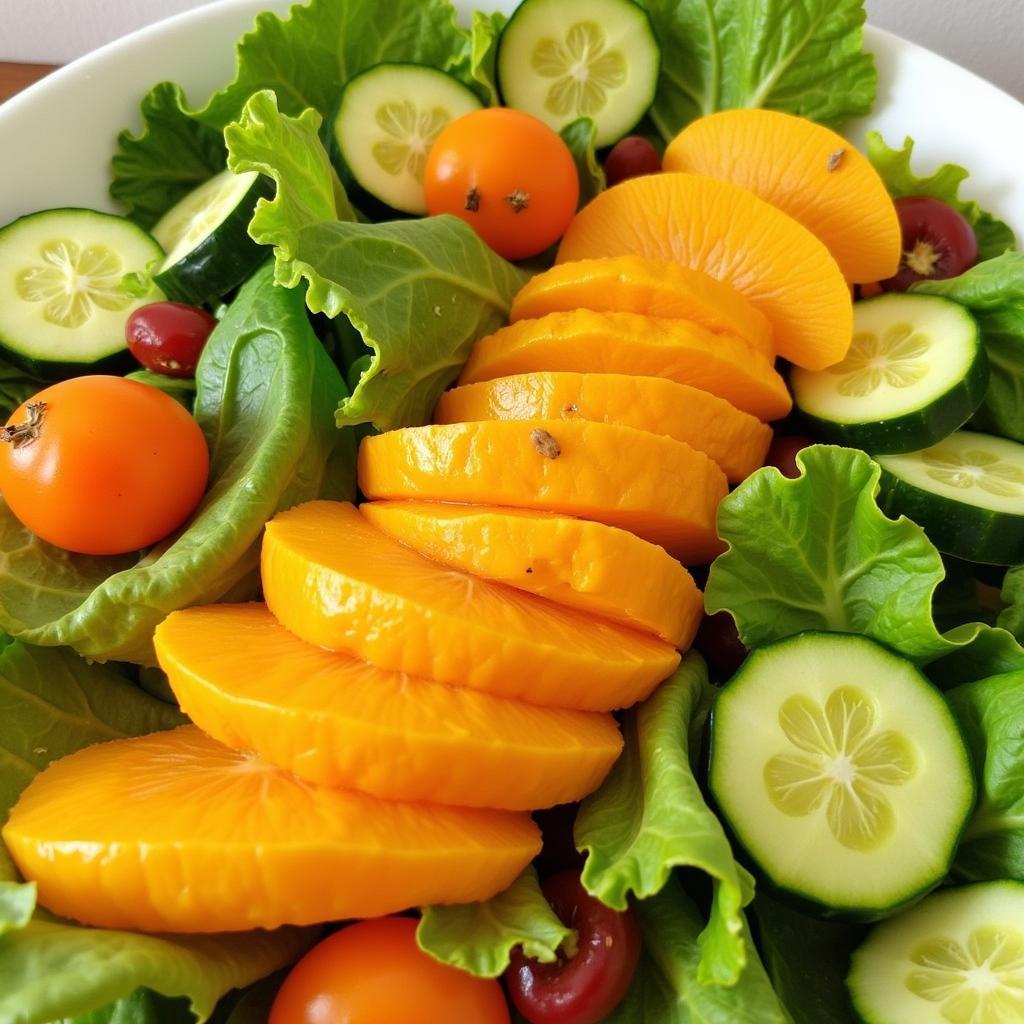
[0,62,58,103]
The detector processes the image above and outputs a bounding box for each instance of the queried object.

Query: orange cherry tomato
[270,917,510,1024]
[424,107,579,261]
[0,375,209,555]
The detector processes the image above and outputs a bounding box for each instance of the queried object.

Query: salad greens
[464,10,507,106]
[1000,564,1024,639]
[0,640,314,1024]
[0,359,43,421]
[560,118,607,207]
[226,91,528,431]
[0,264,355,664]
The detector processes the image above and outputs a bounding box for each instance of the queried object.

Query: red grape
[696,612,748,678]
[506,871,640,1024]
[126,301,217,378]
[765,434,813,479]
[604,136,661,188]
[881,196,979,292]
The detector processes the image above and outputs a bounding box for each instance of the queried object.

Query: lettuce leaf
[416,867,570,978]
[641,0,875,143]
[705,445,1024,684]
[575,654,754,986]
[0,263,356,664]
[946,670,1024,882]
[867,133,1016,262]
[606,879,789,1023]
[0,359,44,421]
[1000,564,1024,639]
[462,10,507,106]
[915,252,1024,442]
[561,118,606,208]
[0,640,314,1024]
[226,92,527,432]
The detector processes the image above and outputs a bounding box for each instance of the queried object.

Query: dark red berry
[881,196,979,292]
[604,136,661,188]
[126,301,217,378]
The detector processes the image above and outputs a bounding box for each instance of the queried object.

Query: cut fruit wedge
[362,500,702,646]
[663,109,901,284]
[358,421,728,562]
[556,172,853,370]
[458,309,792,422]
[435,371,772,483]
[262,501,680,711]
[155,603,623,809]
[510,256,774,358]
[1,725,540,933]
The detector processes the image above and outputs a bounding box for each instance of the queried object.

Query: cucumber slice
[332,64,482,216]
[847,880,1024,1023]
[0,207,163,375]
[152,168,269,306]
[497,0,660,147]
[792,294,989,454]
[878,431,1024,565]
[709,632,975,918]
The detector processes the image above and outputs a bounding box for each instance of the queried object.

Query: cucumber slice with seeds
[709,632,975,919]
[0,207,163,375]
[792,294,989,454]
[152,168,270,306]
[332,63,482,216]
[848,880,1024,1024]
[497,0,660,147]
[878,431,1024,565]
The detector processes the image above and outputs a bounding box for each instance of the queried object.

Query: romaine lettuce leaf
[915,252,1024,442]
[0,263,356,664]
[0,640,314,1024]
[226,91,527,432]
[561,118,607,207]
[461,10,507,106]
[416,866,570,978]
[705,445,1024,683]
[606,878,789,1023]
[946,670,1024,882]
[641,0,875,143]
[867,133,1016,262]
[575,654,754,986]
[1000,564,1024,639]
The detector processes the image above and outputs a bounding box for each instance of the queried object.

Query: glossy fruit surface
[557,172,853,370]
[424,107,579,260]
[663,109,901,283]
[881,196,979,292]
[262,501,680,711]
[506,871,640,1024]
[126,301,217,377]
[603,136,662,187]
[2,725,539,932]
[156,602,622,810]
[270,917,510,1024]
[0,375,208,554]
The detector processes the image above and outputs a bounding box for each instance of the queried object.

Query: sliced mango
[262,501,680,711]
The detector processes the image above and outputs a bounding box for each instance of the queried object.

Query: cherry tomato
[0,376,209,555]
[126,301,217,378]
[881,196,979,292]
[506,871,640,1024]
[696,611,748,679]
[604,136,662,188]
[270,917,509,1024]
[765,434,813,479]
[424,108,579,261]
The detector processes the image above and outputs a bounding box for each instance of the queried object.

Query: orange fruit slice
[2,725,540,933]
[556,173,853,370]
[458,310,791,422]
[510,255,775,358]
[262,501,680,711]
[361,500,702,647]
[434,371,772,483]
[358,421,727,563]
[155,603,623,810]
[663,110,901,284]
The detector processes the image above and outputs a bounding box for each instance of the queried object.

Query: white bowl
[2,2,1023,233]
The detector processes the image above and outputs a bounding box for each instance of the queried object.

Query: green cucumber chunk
[152,168,268,306]
[709,632,974,918]
[792,293,988,454]
[496,0,659,147]
[0,207,163,372]
[878,431,1024,565]
[332,63,482,215]
[848,880,1024,1023]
